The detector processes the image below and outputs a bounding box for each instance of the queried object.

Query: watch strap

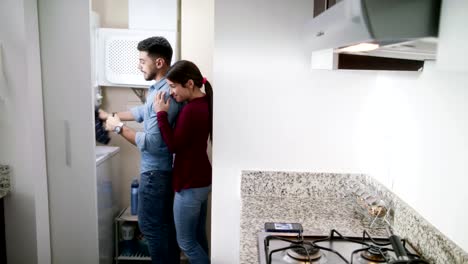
[114,122,124,134]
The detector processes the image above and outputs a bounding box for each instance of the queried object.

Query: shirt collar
[149,77,167,91]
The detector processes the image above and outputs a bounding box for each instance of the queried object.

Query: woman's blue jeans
[174,186,211,264]
[138,171,180,264]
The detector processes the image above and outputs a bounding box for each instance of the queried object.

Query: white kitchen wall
[92,0,128,29]
[181,0,214,80]
[129,0,178,30]
[212,0,468,263]
[0,0,50,263]
[377,64,468,250]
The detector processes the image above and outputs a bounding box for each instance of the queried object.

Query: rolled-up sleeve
[130,105,145,123]
[135,131,146,151]
[135,131,161,154]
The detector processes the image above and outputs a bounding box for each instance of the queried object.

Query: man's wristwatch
[114,122,124,134]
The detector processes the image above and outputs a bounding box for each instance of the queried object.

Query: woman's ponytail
[204,81,213,142]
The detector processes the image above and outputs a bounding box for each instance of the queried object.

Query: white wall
[92,0,128,29]
[0,0,51,263]
[129,0,178,31]
[181,0,214,80]
[378,65,468,249]
[212,0,468,262]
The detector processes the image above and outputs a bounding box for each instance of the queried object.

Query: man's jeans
[174,186,211,264]
[138,170,179,264]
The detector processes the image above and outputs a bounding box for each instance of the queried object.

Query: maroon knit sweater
[156,95,212,192]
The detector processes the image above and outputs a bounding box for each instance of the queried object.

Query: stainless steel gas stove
[258,227,428,264]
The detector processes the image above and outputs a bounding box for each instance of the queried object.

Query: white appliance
[93,0,179,88]
[96,28,178,88]
[306,0,441,60]
[96,146,121,264]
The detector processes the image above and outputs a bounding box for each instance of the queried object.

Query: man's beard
[145,70,157,81]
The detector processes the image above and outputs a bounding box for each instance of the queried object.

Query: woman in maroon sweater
[153,60,212,264]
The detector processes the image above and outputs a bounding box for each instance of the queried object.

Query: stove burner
[286,243,321,261]
[360,246,388,262]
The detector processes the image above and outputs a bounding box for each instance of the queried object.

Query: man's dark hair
[137,36,173,65]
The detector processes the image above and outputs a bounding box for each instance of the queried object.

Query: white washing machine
[96,146,121,264]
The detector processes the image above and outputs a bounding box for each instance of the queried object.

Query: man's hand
[154,91,170,113]
[98,109,109,120]
[105,115,122,131]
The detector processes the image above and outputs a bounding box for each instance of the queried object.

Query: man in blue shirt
[101,36,182,264]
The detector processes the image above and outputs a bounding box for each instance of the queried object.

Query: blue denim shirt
[131,78,182,173]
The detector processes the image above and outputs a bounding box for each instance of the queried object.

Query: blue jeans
[138,171,180,264]
[174,186,211,264]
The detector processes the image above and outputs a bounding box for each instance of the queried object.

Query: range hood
[306,0,441,61]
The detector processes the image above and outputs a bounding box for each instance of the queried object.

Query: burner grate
[263,229,429,264]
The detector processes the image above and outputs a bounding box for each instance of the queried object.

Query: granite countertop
[240,170,468,264]
[0,165,10,199]
[240,171,386,263]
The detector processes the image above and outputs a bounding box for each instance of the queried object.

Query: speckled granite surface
[240,171,382,263]
[360,174,468,264]
[241,171,357,199]
[240,171,468,264]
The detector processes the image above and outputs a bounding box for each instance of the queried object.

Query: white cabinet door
[38,1,99,263]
